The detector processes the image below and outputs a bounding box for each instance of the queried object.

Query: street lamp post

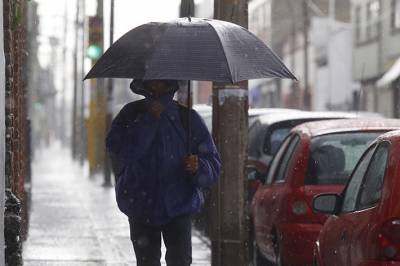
[72,0,80,159]
[303,0,311,110]
[103,0,115,187]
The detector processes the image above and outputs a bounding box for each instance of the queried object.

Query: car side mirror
[247,165,265,183]
[313,193,341,215]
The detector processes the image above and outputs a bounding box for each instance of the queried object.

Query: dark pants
[129,216,192,266]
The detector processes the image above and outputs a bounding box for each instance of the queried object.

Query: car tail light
[378,219,400,261]
[291,200,309,215]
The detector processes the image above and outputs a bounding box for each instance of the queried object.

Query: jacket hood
[129,79,179,101]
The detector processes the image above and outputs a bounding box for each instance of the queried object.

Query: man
[106,79,221,266]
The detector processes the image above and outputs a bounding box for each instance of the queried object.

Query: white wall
[381,0,400,71]
[351,0,400,80]
[195,0,213,18]
[312,18,353,110]
[376,86,394,117]
[279,17,353,111]
[353,42,380,80]
[351,0,380,80]
[0,0,5,264]
[281,32,316,107]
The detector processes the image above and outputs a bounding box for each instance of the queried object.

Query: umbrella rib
[258,39,298,81]
[206,22,235,84]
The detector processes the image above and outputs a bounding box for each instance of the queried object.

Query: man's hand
[148,100,164,119]
[183,155,199,175]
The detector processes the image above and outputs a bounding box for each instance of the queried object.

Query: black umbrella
[85,17,296,82]
[85,17,296,153]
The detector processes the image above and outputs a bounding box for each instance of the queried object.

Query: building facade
[248,0,352,110]
[309,17,353,111]
[352,0,400,117]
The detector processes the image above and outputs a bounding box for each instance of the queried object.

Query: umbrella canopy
[85,17,296,83]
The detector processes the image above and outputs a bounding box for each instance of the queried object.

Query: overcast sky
[35,0,181,102]
[109,0,181,40]
[37,0,181,65]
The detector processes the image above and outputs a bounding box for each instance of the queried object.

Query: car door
[348,142,390,265]
[266,134,300,228]
[320,145,376,266]
[254,134,300,258]
[253,134,292,256]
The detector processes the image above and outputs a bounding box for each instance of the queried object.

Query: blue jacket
[106,93,221,225]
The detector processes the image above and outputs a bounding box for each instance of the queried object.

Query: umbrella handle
[187,80,192,155]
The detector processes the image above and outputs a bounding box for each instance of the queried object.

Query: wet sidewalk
[23,143,211,266]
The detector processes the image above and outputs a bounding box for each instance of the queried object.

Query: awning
[377,57,400,87]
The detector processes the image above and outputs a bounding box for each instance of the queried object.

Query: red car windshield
[304,132,382,185]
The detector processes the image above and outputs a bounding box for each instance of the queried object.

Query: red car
[250,119,400,266]
[247,111,356,201]
[313,129,400,266]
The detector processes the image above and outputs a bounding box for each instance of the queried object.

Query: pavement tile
[23,144,211,265]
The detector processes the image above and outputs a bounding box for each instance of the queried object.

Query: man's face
[144,80,171,98]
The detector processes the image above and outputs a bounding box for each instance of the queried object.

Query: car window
[305,132,381,185]
[357,143,390,210]
[274,135,300,183]
[248,121,265,158]
[265,135,293,185]
[341,146,376,213]
[269,127,292,155]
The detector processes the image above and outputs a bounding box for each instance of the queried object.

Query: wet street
[23,143,211,266]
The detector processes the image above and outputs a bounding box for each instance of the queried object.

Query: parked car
[348,111,385,118]
[250,119,400,266]
[193,104,299,132]
[313,129,400,266]
[247,111,357,201]
[249,108,299,126]
[193,104,212,131]
[193,106,298,234]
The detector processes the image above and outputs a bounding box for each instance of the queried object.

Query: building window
[392,0,400,30]
[366,0,380,40]
[355,6,362,42]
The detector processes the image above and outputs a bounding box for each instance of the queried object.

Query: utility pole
[303,0,311,110]
[87,0,106,176]
[72,0,80,159]
[180,0,194,17]
[80,0,86,166]
[61,1,68,145]
[210,0,249,265]
[328,0,335,109]
[286,0,298,108]
[103,0,114,187]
